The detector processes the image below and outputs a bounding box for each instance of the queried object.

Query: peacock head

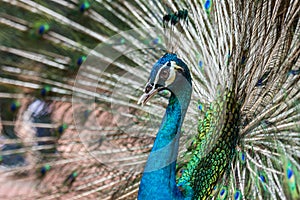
[138,53,192,106]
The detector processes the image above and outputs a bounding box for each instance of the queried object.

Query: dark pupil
[160,69,169,79]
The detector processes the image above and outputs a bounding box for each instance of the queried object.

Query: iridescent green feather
[177,89,240,199]
[284,160,299,199]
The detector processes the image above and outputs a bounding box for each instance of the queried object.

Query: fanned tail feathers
[0,0,299,199]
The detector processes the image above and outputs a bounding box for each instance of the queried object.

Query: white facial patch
[153,61,177,87]
[165,63,176,87]
[153,63,167,86]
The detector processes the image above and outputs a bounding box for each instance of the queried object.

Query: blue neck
[138,88,191,200]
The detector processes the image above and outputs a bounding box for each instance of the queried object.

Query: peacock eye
[160,69,169,79]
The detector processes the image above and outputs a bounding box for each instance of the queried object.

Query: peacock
[0,0,299,199]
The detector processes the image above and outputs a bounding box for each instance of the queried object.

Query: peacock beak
[138,83,163,106]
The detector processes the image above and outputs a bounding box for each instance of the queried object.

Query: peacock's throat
[138,86,192,200]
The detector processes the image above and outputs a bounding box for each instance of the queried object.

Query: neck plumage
[138,87,192,200]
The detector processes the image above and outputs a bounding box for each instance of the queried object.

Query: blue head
[138,53,192,105]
